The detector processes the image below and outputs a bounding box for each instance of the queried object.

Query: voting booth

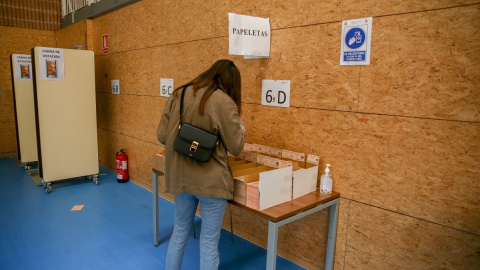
[31,47,99,193]
[10,54,38,168]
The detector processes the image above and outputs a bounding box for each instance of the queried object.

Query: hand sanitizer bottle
[320,164,332,194]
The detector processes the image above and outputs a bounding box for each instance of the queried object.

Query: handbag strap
[178,86,187,129]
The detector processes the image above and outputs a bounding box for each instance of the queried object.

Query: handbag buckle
[190,141,199,152]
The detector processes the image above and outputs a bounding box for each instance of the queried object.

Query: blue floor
[0,158,304,270]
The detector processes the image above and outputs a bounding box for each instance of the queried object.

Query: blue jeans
[166,193,227,270]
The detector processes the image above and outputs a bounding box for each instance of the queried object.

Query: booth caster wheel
[45,183,52,194]
[91,175,99,185]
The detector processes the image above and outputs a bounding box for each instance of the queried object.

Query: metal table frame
[153,170,162,246]
[262,198,339,270]
[152,170,339,270]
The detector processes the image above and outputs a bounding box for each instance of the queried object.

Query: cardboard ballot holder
[152,153,165,173]
[232,165,272,205]
[229,159,247,166]
[259,167,293,210]
[152,145,166,173]
[231,162,258,171]
[293,166,318,200]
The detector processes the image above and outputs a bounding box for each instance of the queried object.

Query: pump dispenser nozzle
[325,164,330,174]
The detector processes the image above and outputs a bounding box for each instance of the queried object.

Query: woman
[157,59,244,270]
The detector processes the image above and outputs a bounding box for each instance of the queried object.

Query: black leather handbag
[173,86,218,162]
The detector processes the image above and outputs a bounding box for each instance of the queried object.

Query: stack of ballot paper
[246,181,260,210]
[233,177,246,204]
[228,144,322,211]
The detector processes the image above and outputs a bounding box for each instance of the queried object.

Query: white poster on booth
[259,166,293,211]
[340,17,372,65]
[261,80,290,108]
[160,78,174,97]
[228,13,270,58]
[38,47,65,80]
[12,54,32,81]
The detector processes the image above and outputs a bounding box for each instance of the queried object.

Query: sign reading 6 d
[160,78,174,97]
[261,80,290,108]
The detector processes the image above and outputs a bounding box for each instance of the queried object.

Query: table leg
[325,198,340,270]
[153,172,159,246]
[266,221,279,270]
[229,203,234,243]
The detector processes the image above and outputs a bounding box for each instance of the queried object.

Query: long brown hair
[172,59,242,115]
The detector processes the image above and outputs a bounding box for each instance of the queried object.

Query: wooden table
[152,168,340,270]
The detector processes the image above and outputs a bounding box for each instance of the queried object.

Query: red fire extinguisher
[116,149,129,183]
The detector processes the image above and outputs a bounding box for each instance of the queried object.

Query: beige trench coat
[157,85,244,199]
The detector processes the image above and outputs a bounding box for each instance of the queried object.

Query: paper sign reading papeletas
[229,13,271,58]
[38,47,65,80]
[12,54,32,81]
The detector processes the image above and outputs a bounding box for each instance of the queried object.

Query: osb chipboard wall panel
[242,103,480,235]
[92,1,154,55]
[97,128,165,191]
[345,200,480,269]
[0,58,13,91]
[0,121,17,154]
[0,90,14,120]
[158,0,217,45]
[341,114,480,235]
[94,46,163,96]
[55,20,86,49]
[162,37,254,99]
[215,0,479,35]
[96,93,165,144]
[361,5,480,122]
[84,1,480,269]
[214,23,361,110]
[265,24,359,111]
[92,0,217,55]
[162,38,234,86]
[333,198,351,270]
[226,5,480,116]
[0,26,55,59]
[85,20,95,51]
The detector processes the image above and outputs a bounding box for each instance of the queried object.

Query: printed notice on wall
[12,54,32,81]
[160,78,174,97]
[340,17,372,65]
[228,13,270,59]
[111,80,120,94]
[38,47,65,80]
[261,80,290,108]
